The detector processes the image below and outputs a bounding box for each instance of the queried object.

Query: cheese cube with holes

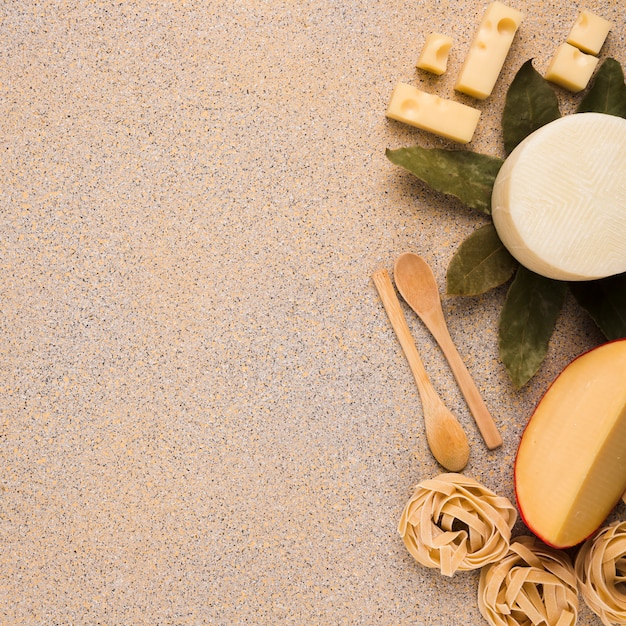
[545,43,599,92]
[492,113,626,281]
[455,2,523,99]
[416,33,453,75]
[567,10,612,55]
[386,83,480,143]
[515,340,626,549]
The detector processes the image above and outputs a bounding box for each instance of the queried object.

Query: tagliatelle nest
[478,536,578,626]
[575,521,626,626]
[398,473,517,577]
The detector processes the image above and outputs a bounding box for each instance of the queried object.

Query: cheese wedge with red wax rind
[515,339,626,549]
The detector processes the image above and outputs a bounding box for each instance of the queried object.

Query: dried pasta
[575,521,626,626]
[398,473,517,577]
[478,535,578,626]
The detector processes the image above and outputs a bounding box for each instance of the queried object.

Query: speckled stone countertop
[1,1,624,624]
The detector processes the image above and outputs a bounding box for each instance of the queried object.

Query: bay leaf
[499,266,567,388]
[569,273,626,340]
[446,223,518,295]
[577,57,626,118]
[385,146,503,215]
[502,59,561,155]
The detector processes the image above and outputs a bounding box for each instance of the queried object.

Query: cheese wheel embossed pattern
[492,113,626,281]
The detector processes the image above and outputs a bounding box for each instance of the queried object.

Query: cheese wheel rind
[492,113,626,281]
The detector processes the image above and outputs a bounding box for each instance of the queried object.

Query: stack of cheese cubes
[545,11,612,92]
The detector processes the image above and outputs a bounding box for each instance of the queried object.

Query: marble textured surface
[1,1,624,624]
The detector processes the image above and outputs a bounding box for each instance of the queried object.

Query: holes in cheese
[492,113,626,281]
[545,43,599,92]
[386,82,481,144]
[454,2,523,100]
[567,10,612,56]
[514,339,626,549]
[496,17,518,36]
[416,33,453,75]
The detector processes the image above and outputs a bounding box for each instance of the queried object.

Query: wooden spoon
[394,252,502,450]
[372,268,470,472]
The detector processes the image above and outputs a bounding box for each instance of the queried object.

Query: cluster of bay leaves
[386,59,626,388]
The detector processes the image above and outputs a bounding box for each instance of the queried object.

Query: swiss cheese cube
[545,43,599,92]
[386,83,481,144]
[567,10,612,55]
[454,2,523,100]
[416,33,453,75]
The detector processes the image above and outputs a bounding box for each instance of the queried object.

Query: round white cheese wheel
[492,112,626,281]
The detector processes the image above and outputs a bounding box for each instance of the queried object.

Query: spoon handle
[372,269,437,402]
[373,268,470,472]
[429,318,503,450]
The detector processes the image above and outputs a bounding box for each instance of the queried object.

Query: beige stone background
[0,1,624,624]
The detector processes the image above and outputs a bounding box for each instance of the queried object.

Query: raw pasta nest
[575,521,626,626]
[398,473,517,577]
[478,536,578,626]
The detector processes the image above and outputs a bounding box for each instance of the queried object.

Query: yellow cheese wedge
[492,113,626,281]
[515,340,626,549]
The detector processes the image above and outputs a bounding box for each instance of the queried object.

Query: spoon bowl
[372,268,470,472]
[394,252,502,449]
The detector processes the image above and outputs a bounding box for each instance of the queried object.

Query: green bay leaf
[502,59,561,155]
[446,223,518,295]
[498,266,567,388]
[385,146,503,215]
[577,58,626,118]
[569,273,626,340]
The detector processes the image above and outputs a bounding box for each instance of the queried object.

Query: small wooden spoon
[372,268,470,472]
[394,252,502,450]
